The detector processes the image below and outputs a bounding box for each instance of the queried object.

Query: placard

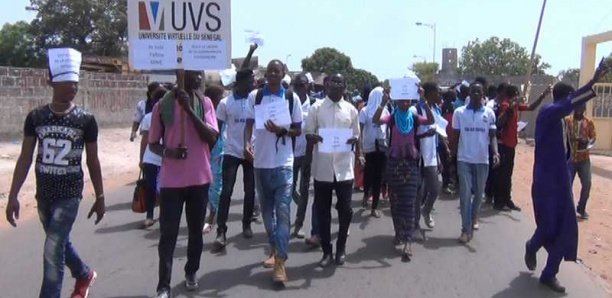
[390,77,420,100]
[254,101,292,130]
[127,0,232,70]
[318,128,353,153]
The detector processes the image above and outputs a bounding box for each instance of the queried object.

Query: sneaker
[242,225,253,239]
[305,235,321,248]
[185,273,198,291]
[422,211,435,228]
[153,289,171,298]
[143,218,156,228]
[273,257,288,282]
[370,209,382,218]
[578,211,589,220]
[473,218,480,230]
[292,226,305,239]
[507,202,522,212]
[541,278,566,293]
[71,270,97,298]
[213,230,227,251]
[458,233,470,244]
[202,223,213,234]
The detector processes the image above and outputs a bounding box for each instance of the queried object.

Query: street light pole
[416,22,436,65]
[285,54,292,70]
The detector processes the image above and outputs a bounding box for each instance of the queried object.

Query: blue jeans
[255,167,292,260]
[570,159,592,213]
[37,197,90,298]
[457,162,489,234]
[143,163,160,220]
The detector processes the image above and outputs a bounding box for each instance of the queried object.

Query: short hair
[442,90,456,102]
[204,84,225,102]
[422,82,439,97]
[459,84,470,96]
[147,82,162,99]
[293,73,308,85]
[553,82,575,100]
[487,85,498,98]
[496,83,509,94]
[502,84,520,99]
[474,76,488,88]
[235,69,254,83]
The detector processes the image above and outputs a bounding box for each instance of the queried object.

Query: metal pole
[433,24,437,67]
[523,0,547,101]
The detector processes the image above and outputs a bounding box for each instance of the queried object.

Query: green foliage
[459,37,550,76]
[29,0,127,58]
[411,62,439,82]
[0,21,44,67]
[301,47,378,93]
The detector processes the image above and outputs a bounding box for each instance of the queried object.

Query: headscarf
[365,86,385,118]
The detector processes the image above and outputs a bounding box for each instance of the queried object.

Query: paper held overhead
[517,121,528,132]
[390,77,420,100]
[245,31,264,47]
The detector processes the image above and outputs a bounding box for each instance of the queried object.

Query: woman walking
[373,83,435,261]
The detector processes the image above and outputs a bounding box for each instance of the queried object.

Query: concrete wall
[0,66,149,140]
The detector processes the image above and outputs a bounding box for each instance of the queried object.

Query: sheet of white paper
[48,48,82,77]
[434,113,448,138]
[254,101,292,130]
[390,77,420,100]
[318,128,353,153]
[131,40,178,70]
[517,121,528,132]
[182,40,228,70]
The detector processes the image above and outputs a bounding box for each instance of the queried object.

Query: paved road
[0,176,608,298]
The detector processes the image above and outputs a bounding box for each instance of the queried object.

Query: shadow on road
[492,272,568,298]
[345,235,396,269]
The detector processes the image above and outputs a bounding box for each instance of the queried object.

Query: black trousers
[494,144,516,207]
[293,156,312,228]
[157,184,208,292]
[364,151,387,210]
[217,155,255,231]
[485,147,496,199]
[315,179,354,255]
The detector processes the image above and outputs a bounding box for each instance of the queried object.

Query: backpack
[255,88,296,151]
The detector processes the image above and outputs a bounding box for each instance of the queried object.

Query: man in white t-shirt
[244,60,302,283]
[213,69,257,250]
[410,82,443,230]
[452,82,500,243]
[290,73,318,240]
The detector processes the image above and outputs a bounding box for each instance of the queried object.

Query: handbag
[375,138,389,152]
[132,171,147,213]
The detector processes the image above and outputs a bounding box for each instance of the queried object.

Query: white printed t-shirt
[358,107,389,154]
[452,105,496,165]
[217,94,251,159]
[246,87,303,169]
[410,104,439,167]
[139,113,162,166]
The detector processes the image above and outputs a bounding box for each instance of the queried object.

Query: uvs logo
[138,1,222,32]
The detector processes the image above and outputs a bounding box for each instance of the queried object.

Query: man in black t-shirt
[5,48,105,298]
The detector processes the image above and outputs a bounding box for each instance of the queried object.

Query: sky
[2,0,611,80]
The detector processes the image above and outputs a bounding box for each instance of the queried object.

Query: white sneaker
[423,212,435,228]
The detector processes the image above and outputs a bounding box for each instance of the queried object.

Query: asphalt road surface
[0,174,608,298]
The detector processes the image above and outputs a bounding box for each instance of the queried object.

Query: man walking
[566,103,596,219]
[452,82,499,243]
[244,60,302,283]
[291,73,317,239]
[493,84,547,211]
[525,59,608,293]
[306,73,360,267]
[149,70,219,297]
[5,48,105,298]
[214,68,257,249]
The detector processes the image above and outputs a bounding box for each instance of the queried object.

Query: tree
[412,62,439,82]
[301,47,353,75]
[345,68,379,95]
[29,0,127,58]
[558,68,580,87]
[459,37,550,76]
[0,21,45,67]
[301,47,378,94]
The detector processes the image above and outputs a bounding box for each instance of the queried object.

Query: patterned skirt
[385,158,420,243]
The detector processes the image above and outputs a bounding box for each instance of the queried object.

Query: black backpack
[255,88,296,151]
